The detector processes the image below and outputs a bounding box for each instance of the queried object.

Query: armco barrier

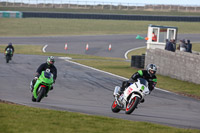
[22,12,200,22]
[0,11,22,18]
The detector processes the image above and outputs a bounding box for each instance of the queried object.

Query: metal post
[60,0,62,8]
[68,1,70,8]
[93,2,95,9]
[43,0,45,8]
[85,1,87,9]
[110,2,112,10]
[21,0,23,7]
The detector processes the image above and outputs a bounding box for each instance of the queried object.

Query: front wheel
[36,87,47,102]
[32,95,36,102]
[111,100,120,113]
[125,96,139,114]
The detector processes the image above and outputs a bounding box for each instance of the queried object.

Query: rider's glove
[34,77,38,80]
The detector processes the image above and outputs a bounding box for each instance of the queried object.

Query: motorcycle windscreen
[44,71,52,79]
[137,78,148,87]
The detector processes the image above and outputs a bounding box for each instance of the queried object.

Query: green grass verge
[1,102,199,133]
[1,18,200,37]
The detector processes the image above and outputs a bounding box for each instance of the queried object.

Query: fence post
[68,1,70,8]
[110,3,112,10]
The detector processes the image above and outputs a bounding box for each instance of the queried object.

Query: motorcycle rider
[118,64,157,102]
[30,56,57,94]
[5,42,14,57]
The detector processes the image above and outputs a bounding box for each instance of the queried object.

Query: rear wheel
[36,87,46,102]
[111,100,120,113]
[6,55,9,63]
[125,96,139,114]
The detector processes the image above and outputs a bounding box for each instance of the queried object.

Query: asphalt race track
[1,34,200,58]
[0,34,200,129]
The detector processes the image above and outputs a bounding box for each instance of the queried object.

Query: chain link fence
[1,0,200,12]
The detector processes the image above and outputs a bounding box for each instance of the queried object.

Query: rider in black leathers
[30,56,57,92]
[5,42,14,56]
[118,64,157,102]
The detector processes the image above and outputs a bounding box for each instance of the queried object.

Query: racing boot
[140,99,145,103]
[118,87,124,95]
[30,78,37,92]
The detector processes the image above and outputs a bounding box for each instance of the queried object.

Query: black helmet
[47,56,55,66]
[8,42,12,46]
[147,64,157,77]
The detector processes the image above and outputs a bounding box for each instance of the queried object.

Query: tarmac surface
[0,34,200,129]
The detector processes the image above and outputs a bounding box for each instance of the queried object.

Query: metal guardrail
[22,12,200,22]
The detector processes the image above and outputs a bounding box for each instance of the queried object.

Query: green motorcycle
[31,69,54,102]
[5,48,13,63]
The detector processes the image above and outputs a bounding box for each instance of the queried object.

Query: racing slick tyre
[36,87,46,102]
[125,96,139,114]
[32,95,36,102]
[111,100,120,113]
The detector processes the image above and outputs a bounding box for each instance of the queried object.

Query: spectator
[152,31,157,42]
[177,39,187,52]
[186,40,192,53]
[171,39,176,52]
[165,39,175,52]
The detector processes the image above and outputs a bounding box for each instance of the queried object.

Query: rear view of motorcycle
[111,78,150,114]
[5,48,13,63]
[31,69,54,102]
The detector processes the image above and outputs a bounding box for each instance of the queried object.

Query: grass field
[1,102,199,133]
[1,18,200,37]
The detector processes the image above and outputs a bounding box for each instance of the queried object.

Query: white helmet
[147,64,157,76]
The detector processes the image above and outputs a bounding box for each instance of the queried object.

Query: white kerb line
[43,45,48,53]
[124,46,146,60]
[63,58,172,93]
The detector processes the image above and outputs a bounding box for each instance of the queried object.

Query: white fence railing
[1,0,200,12]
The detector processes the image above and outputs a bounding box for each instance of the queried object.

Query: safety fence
[1,0,200,12]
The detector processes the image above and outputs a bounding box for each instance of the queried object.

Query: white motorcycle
[111,78,150,114]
